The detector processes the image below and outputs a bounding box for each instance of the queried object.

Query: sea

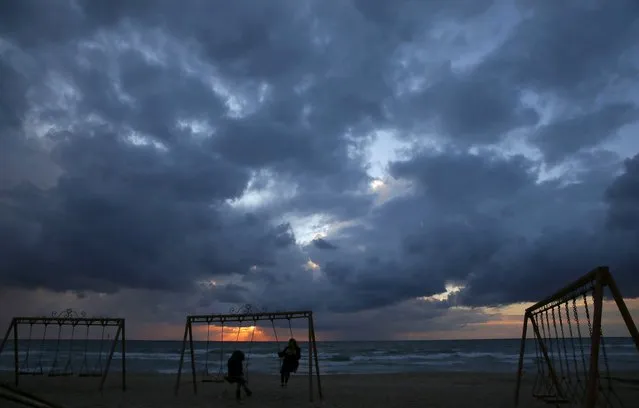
[1,338,637,376]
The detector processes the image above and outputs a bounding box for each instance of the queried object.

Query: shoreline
[4,368,639,376]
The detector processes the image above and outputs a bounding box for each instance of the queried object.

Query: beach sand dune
[1,372,637,408]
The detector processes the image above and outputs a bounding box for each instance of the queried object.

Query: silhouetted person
[226,350,252,400]
[278,338,301,387]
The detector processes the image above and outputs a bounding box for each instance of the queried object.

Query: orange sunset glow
[190,324,302,342]
[124,297,639,341]
[419,298,639,340]
[130,322,303,342]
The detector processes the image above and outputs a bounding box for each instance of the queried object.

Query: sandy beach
[5,371,635,408]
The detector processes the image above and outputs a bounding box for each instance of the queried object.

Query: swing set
[0,309,127,391]
[514,266,639,408]
[174,306,322,402]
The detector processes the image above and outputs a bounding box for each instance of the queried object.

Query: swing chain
[542,310,556,395]
[556,302,571,381]
[572,297,590,385]
[564,300,580,382]
[218,321,225,376]
[582,292,593,336]
[544,310,553,360]
[203,320,212,375]
[244,321,257,382]
[531,314,546,397]
[287,317,294,338]
[599,324,613,390]
[550,306,567,388]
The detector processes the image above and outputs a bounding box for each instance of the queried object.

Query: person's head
[231,350,245,361]
[288,338,297,348]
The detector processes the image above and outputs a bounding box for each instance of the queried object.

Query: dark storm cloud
[1,0,639,333]
[455,151,639,306]
[311,147,639,310]
[353,0,495,26]
[389,148,537,208]
[0,0,376,299]
[410,68,539,144]
[0,0,85,47]
[606,154,639,231]
[476,0,639,160]
[312,238,338,250]
[394,1,639,154]
[487,1,639,98]
[0,60,28,132]
[532,103,639,164]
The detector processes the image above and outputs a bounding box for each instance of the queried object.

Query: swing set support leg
[0,320,16,386]
[0,318,14,358]
[309,312,323,401]
[585,270,604,408]
[188,321,197,395]
[121,321,127,392]
[307,315,312,402]
[6,320,19,387]
[100,324,122,392]
[514,312,529,407]
[174,318,190,396]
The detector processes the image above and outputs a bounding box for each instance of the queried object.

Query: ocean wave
[348,351,531,363]
[2,339,638,376]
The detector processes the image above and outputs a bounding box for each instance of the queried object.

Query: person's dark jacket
[227,350,245,378]
[278,345,301,372]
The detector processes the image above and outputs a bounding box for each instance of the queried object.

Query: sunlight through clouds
[1,0,639,345]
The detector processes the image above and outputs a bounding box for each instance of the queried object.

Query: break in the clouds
[1,0,639,339]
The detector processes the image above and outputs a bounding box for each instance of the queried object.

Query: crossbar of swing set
[525,269,600,314]
[187,310,311,324]
[10,317,123,326]
[529,285,595,317]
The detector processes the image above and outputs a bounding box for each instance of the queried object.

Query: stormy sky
[1,0,639,341]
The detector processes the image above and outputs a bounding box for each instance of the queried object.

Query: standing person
[278,338,301,387]
[226,350,253,401]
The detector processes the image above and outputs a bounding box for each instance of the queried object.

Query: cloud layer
[1,0,639,338]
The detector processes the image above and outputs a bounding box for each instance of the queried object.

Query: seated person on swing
[278,338,301,387]
[225,350,252,400]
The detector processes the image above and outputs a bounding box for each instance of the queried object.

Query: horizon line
[118,336,635,342]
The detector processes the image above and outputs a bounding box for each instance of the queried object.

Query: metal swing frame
[514,266,639,408]
[174,306,323,402]
[0,309,127,391]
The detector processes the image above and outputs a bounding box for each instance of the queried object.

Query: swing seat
[202,376,226,383]
[17,368,43,376]
[201,371,226,383]
[540,397,570,404]
[48,370,74,377]
[78,371,102,378]
[224,375,242,384]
